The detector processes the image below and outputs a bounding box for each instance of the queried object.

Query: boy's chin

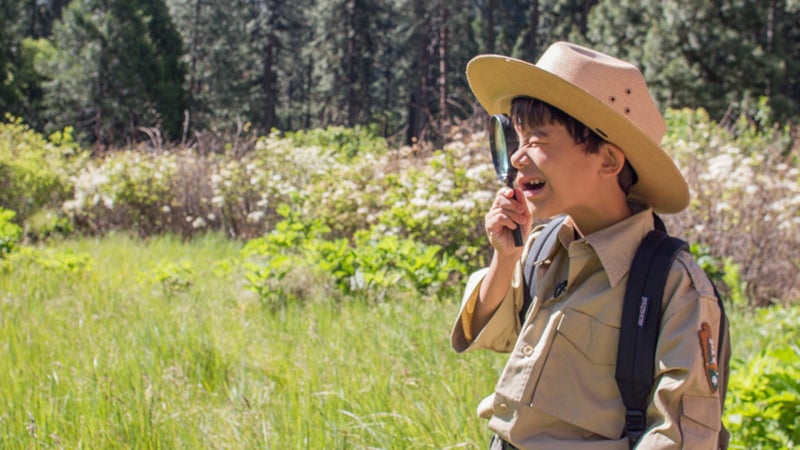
[527,203,553,220]
[530,206,569,223]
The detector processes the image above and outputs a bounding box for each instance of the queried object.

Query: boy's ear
[599,143,626,176]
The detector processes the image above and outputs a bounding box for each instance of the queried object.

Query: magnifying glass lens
[493,121,509,175]
[487,114,524,247]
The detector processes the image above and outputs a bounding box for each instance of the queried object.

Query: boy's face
[510,120,610,225]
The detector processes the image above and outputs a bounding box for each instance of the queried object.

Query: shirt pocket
[530,307,624,439]
[681,395,721,448]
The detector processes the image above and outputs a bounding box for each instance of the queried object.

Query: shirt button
[522,345,534,356]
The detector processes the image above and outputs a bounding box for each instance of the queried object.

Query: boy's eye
[525,136,544,146]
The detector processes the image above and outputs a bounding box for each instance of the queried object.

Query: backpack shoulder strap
[615,228,688,447]
[520,216,564,325]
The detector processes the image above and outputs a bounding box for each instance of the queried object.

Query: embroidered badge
[698,322,719,392]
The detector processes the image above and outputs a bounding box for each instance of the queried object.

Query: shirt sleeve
[636,252,725,449]
[450,261,524,354]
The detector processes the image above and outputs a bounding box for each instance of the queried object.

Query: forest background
[2,0,800,448]
[1,0,799,147]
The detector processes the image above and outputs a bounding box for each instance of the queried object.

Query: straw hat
[467,41,689,214]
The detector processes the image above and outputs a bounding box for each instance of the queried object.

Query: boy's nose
[511,149,531,169]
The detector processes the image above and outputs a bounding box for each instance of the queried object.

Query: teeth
[527,179,545,189]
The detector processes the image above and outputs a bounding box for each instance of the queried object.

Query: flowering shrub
[3,110,798,305]
[663,107,800,305]
[64,150,180,235]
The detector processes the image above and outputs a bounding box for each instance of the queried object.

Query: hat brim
[467,55,689,214]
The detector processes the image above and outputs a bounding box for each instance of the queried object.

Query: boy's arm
[636,253,726,449]
[470,250,521,338]
[450,259,524,353]
[451,186,533,353]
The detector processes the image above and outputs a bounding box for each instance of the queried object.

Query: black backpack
[520,214,729,448]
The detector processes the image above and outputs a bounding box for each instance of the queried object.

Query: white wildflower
[438,179,455,193]
[433,214,450,225]
[413,210,429,220]
[473,190,494,204]
[247,211,265,223]
[466,163,493,181]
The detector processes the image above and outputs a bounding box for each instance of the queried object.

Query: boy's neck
[570,198,633,238]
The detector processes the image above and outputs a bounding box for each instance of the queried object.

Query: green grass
[2,233,798,448]
[0,233,505,448]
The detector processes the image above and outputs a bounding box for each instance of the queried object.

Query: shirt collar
[559,205,655,287]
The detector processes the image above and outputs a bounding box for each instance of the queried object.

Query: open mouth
[521,178,546,193]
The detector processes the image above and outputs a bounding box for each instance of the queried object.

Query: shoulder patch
[698,322,719,392]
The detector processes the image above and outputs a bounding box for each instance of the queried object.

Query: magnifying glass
[489,114,523,247]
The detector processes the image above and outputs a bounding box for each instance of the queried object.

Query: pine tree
[587,0,800,123]
[308,0,388,127]
[246,0,313,133]
[167,0,253,135]
[0,0,20,113]
[35,0,187,146]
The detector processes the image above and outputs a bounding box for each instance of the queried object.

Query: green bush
[725,346,800,449]
[0,245,93,276]
[147,260,196,296]
[724,306,800,448]
[242,205,467,306]
[0,115,84,225]
[0,207,22,258]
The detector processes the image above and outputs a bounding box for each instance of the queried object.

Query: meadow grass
[0,233,505,449]
[1,233,795,448]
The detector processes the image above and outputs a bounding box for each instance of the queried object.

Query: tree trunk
[486,0,495,53]
[437,0,448,133]
[528,0,539,58]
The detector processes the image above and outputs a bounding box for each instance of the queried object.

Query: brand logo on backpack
[698,322,719,392]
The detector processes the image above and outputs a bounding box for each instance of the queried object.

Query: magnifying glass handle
[507,182,524,247]
[512,224,523,247]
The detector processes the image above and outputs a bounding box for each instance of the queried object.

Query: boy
[451,42,728,449]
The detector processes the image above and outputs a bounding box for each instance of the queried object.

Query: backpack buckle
[625,409,646,431]
[624,409,646,444]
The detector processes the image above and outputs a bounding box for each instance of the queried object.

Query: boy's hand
[485,186,532,256]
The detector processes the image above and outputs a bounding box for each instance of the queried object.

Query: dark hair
[510,96,638,195]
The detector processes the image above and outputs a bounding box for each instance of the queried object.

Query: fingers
[485,187,530,251]
[490,187,528,225]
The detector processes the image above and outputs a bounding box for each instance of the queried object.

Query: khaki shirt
[451,209,725,449]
